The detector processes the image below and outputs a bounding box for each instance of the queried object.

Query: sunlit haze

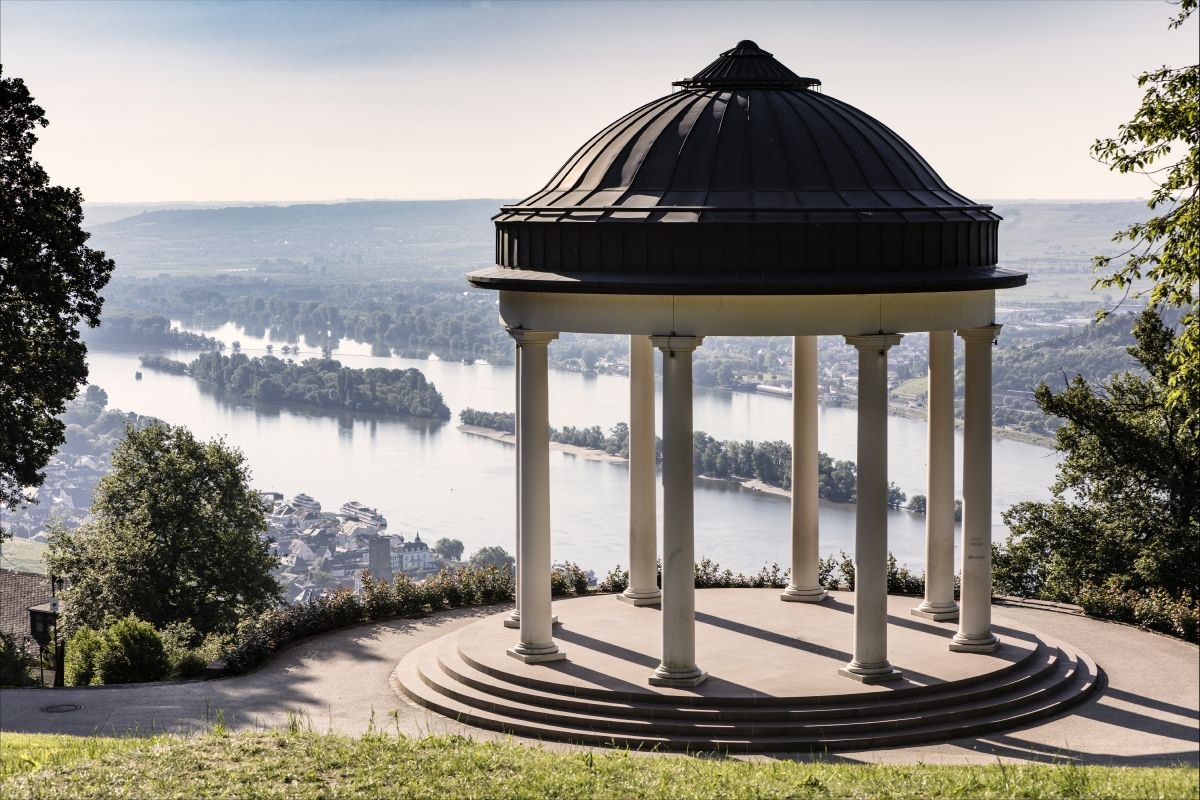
[2,0,1196,203]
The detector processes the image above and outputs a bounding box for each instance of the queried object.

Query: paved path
[1,597,1196,766]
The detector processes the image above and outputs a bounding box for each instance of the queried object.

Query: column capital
[650,335,703,354]
[844,333,903,352]
[506,327,559,346]
[956,324,1002,344]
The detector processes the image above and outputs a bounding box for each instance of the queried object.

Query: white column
[782,335,826,602]
[649,335,706,687]
[621,335,661,606]
[504,342,522,628]
[506,328,565,663]
[913,331,959,622]
[951,325,1001,653]
[840,334,903,683]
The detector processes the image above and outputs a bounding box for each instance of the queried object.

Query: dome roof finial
[674,40,821,90]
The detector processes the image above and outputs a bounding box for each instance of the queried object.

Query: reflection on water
[86,324,1059,576]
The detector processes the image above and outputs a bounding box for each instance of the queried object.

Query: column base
[503,614,558,629]
[780,585,828,603]
[911,602,959,622]
[618,589,662,607]
[949,633,998,653]
[507,644,566,664]
[649,665,707,688]
[839,660,903,684]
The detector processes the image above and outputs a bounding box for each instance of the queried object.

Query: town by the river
[80,321,1059,577]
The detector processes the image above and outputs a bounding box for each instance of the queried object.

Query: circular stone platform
[393,589,1102,752]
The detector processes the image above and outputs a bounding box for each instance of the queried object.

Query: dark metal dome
[469,41,1025,295]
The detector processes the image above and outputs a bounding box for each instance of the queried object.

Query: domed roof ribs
[822,95,946,196]
[538,95,670,200]
[635,91,711,202]
[770,90,838,195]
[700,90,735,219]
[607,94,700,202]
[757,89,808,212]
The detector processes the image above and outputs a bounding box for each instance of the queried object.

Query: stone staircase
[393,617,1103,752]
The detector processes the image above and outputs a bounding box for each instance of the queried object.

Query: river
[83,321,1059,576]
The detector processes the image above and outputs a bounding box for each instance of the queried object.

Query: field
[0,539,46,574]
[0,730,1196,799]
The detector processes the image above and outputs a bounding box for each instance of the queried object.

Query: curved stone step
[395,644,1103,752]
[451,621,1044,708]
[415,642,1082,738]
[393,628,1104,751]
[437,635,1063,723]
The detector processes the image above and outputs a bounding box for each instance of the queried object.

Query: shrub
[549,569,572,598]
[93,616,169,684]
[64,626,107,686]
[1077,578,1198,643]
[597,566,629,594]
[0,631,35,687]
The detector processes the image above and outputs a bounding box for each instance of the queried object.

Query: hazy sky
[2,0,1196,203]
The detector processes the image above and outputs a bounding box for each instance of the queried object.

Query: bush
[0,631,34,687]
[93,616,169,684]
[1077,578,1199,643]
[64,626,106,686]
[597,566,629,594]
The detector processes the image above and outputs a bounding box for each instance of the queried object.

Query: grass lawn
[0,538,47,574]
[891,377,928,401]
[1,729,1196,799]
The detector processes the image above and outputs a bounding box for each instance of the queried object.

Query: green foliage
[1077,577,1198,642]
[46,421,281,637]
[1091,0,1199,419]
[0,631,35,687]
[64,617,169,685]
[908,494,927,513]
[63,626,105,686]
[225,566,516,675]
[467,545,514,572]
[92,616,169,685]
[0,70,115,519]
[996,310,1199,638]
[189,352,450,420]
[597,565,630,594]
[89,313,220,349]
[430,537,464,562]
[138,354,189,374]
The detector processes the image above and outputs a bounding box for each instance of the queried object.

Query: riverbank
[458,425,627,464]
[462,426,798,500]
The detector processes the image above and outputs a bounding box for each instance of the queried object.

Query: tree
[0,70,115,526]
[995,310,1198,602]
[1091,0,1198,420]
[908,494,927,514]
[886,483,908,509]
[468,546,514,573]
[46,421,281,635]
[432,537,465,562]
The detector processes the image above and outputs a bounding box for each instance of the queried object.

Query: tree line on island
[458,408,912,508]
[141,352,451,420]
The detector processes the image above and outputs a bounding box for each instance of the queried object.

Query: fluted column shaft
[649,335,706,687]
[782,335,826,602]
[505,343,523,628]
[622,335,661,605]
[913,331,959,622]
[952,325,1001,653]
[840,334,903,683]
[506,328,564,663]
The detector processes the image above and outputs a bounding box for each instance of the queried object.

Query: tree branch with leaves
[1091,0,1199,420]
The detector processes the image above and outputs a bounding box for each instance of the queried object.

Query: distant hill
[86,199,511,277]
[989,200,1146,268]
[84,198,1147,281]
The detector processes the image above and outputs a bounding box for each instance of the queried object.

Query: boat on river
[340,500,387,528]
